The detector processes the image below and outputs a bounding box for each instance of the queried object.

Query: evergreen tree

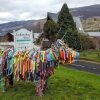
[43,20,59,42]
[58,3,81,49]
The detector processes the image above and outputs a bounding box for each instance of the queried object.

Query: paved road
[66,60,100,75]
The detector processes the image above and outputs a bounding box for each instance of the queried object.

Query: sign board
[14,29,33,50]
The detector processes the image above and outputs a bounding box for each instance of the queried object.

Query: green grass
[0,66,100,100]
[80,50,100,63]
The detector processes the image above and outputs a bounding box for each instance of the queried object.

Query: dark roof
[0,32,13,37]
[47,12,59,23]
[0,32,8,36]
[0,32,14,42]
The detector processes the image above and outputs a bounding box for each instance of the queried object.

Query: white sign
[14,29,33,50]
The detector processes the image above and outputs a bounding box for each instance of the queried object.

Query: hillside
[0,19,46,34]
[81,16,100,31]
[71,4,100,18]
[0,4,100,34]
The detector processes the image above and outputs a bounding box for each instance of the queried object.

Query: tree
[43,20,59,42]
[79,33,96,50]
[57,3,81,49]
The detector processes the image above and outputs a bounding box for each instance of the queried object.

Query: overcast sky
[0,0,100,23]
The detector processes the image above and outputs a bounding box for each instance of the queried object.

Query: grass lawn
[80,50,100,63]
[0,66,100,100]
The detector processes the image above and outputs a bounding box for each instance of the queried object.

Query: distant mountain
[0,4,100,34]
[71,4,100,18]
[0,19,46,34]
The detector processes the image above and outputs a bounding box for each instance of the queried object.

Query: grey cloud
[0,0,100,23]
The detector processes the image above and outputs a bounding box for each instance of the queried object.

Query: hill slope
[71,4,100,18]
[0,19,46,33]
